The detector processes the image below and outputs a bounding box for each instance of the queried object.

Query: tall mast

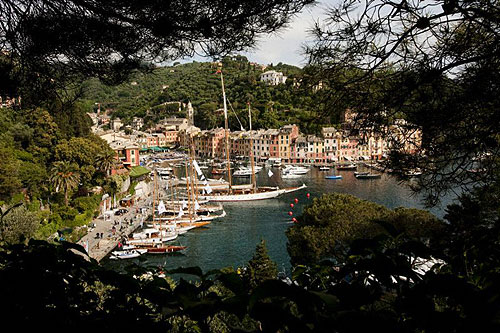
[189,146,197,220]
[185,157,193,224]
[151,170,157,225]
[189,137,200,202]
[220,70,232,193]
[248,103,257,193]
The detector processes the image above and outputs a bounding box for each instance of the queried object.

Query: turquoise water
[102,165,456,274]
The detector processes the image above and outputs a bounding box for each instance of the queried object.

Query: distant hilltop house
[260,70,287,85]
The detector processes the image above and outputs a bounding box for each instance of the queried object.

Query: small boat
[127,227,178,245]
[282,165,309,174]
[319,166,330,171]
[355,173,381,179]
[354,171,369,176]
[335,163,357,170]
[109,249,146,260]
[233,168,253,177]
[325,175,343,179]
[143,245,187,254]
[282,170,303,179]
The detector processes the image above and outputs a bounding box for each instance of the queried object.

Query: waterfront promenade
[79,191,153,262]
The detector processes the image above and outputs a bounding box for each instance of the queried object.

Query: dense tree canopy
[305,0,500,204]
[287,193,444,265]
[80,58,323,133]
[0,0,314,106]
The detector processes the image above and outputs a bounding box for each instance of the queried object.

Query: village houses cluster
[89,107,422,171]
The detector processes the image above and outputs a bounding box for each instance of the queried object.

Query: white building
[111,117,122,132]
[260,70,287,85]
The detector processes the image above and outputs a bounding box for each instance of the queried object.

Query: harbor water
[102,165,456,274]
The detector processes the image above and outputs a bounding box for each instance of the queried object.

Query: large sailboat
[198,70,306,202]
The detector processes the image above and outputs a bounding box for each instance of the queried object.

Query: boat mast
[248,103,257,193]
[189,147,197,222]
[220,70,233,193]
[151,170,157,226]
[189,137,200,202]
[185,156,193,224]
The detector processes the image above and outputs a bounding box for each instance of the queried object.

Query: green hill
[80,56,328,133]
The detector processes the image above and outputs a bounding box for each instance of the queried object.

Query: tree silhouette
[50,161,80,206]
[95,150,117,177]
[0,0,314,106]
[304,0,500,204]
[245,239,278,289]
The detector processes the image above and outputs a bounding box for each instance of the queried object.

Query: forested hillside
[80,56,332,133]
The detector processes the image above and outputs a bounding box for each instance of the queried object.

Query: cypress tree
[245,239,278,289]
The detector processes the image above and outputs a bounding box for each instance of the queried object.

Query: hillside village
[90,104,421,174]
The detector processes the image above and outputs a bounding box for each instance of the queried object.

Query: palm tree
[50,161,80,206]
[96,150,117,177]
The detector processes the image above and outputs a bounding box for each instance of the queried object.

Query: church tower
[187,100,194,126]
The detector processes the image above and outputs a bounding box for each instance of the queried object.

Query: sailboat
[127,171,178,245]
[198,72,306,202]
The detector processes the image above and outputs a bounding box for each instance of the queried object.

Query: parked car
[114,208,128,216]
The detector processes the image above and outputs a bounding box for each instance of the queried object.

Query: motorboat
[282,165,309,174]
[325,175,343,179]
[335,163,357,170]
[319,166,330,171]
[233,168,253,177]
[355,173,381,179]
[282,170,303,179]
[109,249,147,260]
[127,227,178,245]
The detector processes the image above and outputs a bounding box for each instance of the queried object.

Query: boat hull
[355,174,381,179]
[199,190,281,202]
[145,245,187,254]
[325,175,343,179]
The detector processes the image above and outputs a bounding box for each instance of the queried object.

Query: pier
[79,195,153,262]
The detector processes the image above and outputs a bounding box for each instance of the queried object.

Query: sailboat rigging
[197,69,306,202]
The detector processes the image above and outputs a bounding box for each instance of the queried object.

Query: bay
[102,165,457,275]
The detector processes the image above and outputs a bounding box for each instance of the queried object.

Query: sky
[241,1,335,67]
[182,0,337,68]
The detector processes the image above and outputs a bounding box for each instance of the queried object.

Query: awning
[130,165,151,178]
